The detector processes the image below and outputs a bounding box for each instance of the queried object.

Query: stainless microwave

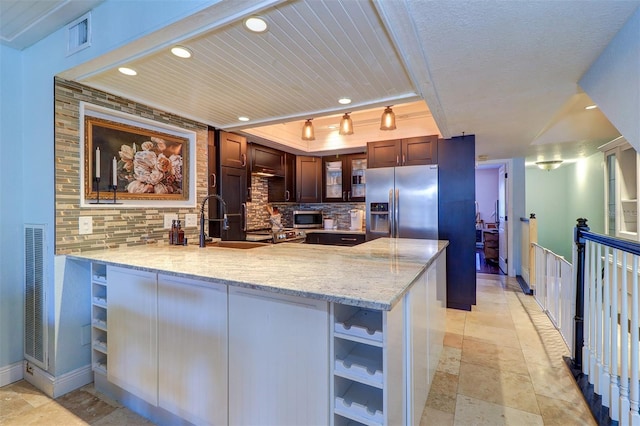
[292,210,323,228]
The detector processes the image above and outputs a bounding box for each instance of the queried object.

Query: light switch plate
[79,216,92,235]
[185,213,197,227]
[164,213,178,229]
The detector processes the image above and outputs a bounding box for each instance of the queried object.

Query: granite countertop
[67,238,448,310]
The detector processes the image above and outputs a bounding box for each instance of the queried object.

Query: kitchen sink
[206,241,270,249]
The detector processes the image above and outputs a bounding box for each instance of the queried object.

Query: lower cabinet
[107,266,158,406]
[101,254,446,426]
[305,232,365,246]
[228,287,329,426]
[158,274,228,426]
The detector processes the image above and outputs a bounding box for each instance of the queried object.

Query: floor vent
[24,225,47,370]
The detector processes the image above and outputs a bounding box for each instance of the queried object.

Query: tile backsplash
[246,176,365,230]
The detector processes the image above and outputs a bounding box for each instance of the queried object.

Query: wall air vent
[24,224,48,370]
[67,12,91,56]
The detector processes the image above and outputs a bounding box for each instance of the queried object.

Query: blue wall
[0,44,25,369]
[0,0,213,378]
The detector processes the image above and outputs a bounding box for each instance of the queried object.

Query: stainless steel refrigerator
[366,165,438,240]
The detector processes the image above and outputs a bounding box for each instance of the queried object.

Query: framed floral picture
[84,116,189,201]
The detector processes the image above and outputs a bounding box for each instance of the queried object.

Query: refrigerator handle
[395,189,400,238]
[388,189,394,238]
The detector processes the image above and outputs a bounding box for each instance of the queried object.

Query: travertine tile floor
[420,273,596,426]
[1,273,595,425]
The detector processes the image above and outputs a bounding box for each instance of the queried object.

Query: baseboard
[23,361,93,398]
[516,275,534,295]
[0,361,24,386]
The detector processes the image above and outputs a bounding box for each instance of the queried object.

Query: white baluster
[620,253,630,426]
[602,245,611,405]
[630,255,640,425]
[590,242,598,388]
[610,248,619,420]
[595,244,604,392]
[583,241,592,377]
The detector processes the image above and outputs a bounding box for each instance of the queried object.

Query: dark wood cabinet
[322,153,366,202]
[210,129,247,241]
[249,143,285,177]
[437,135,476,311]
[305,233,365,246]
[295,156,322,203]
[268,153,296,202]
[483,231,499,262]
[367,140,401,169]
[219,131,247,169]
[367,135,438,168]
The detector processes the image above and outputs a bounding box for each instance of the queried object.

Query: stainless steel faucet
[199,194,229,248]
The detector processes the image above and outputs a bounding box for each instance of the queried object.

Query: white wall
[580,7,640,151]
[475,168,499,225]
[0,0,213,378]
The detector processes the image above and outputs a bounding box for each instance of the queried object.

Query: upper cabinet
[220,131,247,170]
[322,153,366,202]
[296,156,322,203]
[249,143,285,177]
[367,135,438,169]
[602,137,639,241]
[268,152,296,202]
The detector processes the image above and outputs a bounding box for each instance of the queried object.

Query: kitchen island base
[74,239,448,425]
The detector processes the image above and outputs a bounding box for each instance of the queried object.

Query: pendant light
[339,113,354,135]
[380,106,396,130]
[301,119,315,141]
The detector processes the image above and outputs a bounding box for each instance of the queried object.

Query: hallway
[420,273,595,425]
[1,273,595,425]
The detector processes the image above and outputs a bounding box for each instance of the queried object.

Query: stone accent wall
[54,78,208,254]
[246,176,270,230]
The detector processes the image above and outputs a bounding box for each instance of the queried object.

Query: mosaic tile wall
[54,78,208,254]
[245,176,366,231]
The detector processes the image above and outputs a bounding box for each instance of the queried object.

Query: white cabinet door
[157,275,228,426]
[107,266,158,406]
[228,287,329,426]
[407,270,429,426]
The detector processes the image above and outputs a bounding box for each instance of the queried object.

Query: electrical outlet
[164,213,178,229]
[79,216,93,234]
[185,213,197,227]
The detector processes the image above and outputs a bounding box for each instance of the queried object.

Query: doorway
[475,164,506,275]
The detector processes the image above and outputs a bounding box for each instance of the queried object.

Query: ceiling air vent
[67,12,91,56]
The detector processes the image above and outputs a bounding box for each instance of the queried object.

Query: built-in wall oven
[292,210,323,229]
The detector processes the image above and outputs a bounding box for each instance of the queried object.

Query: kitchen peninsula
[68,238,447,426]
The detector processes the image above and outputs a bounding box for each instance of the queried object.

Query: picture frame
[84,116,190,201]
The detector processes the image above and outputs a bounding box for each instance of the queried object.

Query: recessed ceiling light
[244,16,268,33]
[338,97,352,105]
[171,46,192,58]
[118,67,137,76]
[238,116,250,122]
[327,124,338,130]
[585,105,597,110]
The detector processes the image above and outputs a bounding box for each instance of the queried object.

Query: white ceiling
[3,0,639,163]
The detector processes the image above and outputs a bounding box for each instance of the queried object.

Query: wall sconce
[380,106,396,130]
[301,119,315,141]
[535,160,563,171]
[339,113,353,135]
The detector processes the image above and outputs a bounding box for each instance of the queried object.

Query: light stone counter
[68,238,447,310]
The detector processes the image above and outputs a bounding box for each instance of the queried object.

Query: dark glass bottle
[177,220,185,245]
[169,220,177,245]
